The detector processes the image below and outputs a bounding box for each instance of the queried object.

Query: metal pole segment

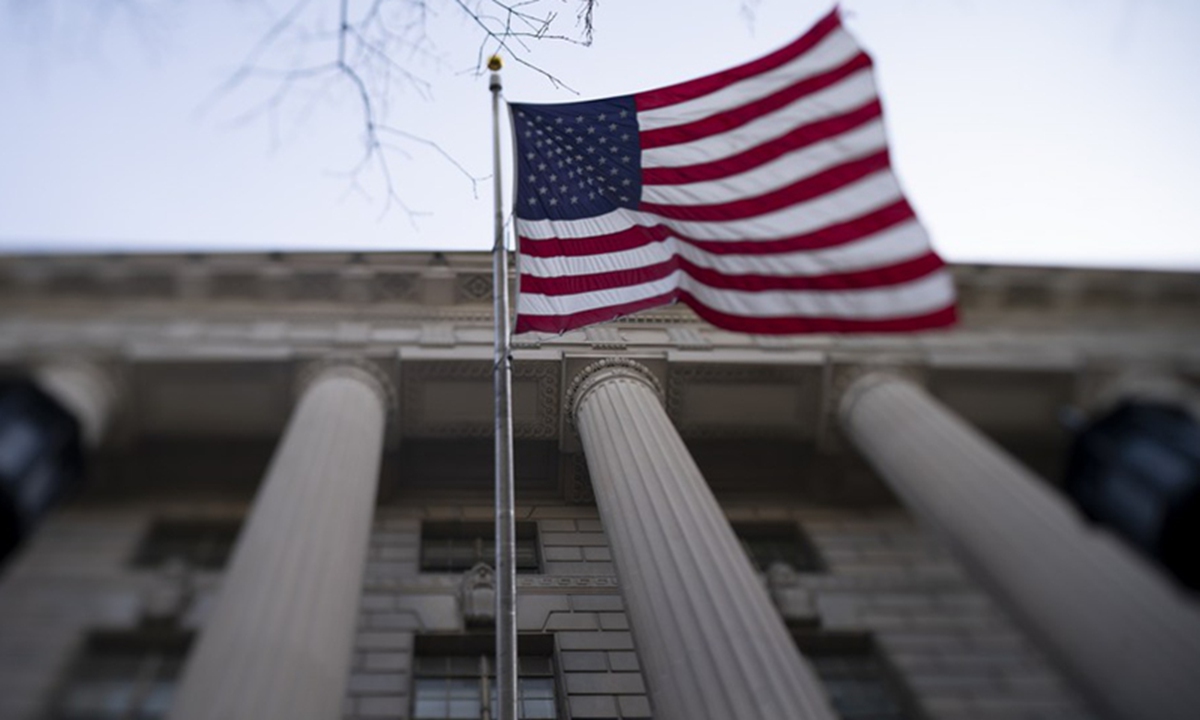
[490,61,519,720]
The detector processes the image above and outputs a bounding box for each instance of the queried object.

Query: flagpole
[489,55,519,720]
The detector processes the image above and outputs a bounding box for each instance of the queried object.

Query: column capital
[819,360,924,452]
[1080,364,1200,419]
[296,355,397,413]
[565,357,663,421]
[837,368,924,426]
[31,356,126,447]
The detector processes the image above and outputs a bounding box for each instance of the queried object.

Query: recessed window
[733,522,823,573]
[48,630,191,720]
[132,519,241,571]
[793,631,915,720]
[420,522,540,574]
[412,635,556,719]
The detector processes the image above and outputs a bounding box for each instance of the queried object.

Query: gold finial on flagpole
[487,54,503,72]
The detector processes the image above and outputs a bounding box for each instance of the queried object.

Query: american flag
[510,8,956,335]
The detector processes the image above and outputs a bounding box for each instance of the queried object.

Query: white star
[587,127,596,135]
[621,133,630,142]
[538,186,548,195]
[571,196,579,204]
[619,110,629,118]
[598,113,607,121]
[559,185,568,193]
[622,178,632,186]
[608,123,617,131]
[548,198,558,205]
[576,115,585,123]
[537,163,547,171]
[620,195,630,202]
[622,155,631,164]
[555,117,563,124]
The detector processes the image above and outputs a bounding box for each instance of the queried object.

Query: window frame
[790,628,922,720]
[45,629,193,720]
[130,518,242,572]
[411,634,560,720]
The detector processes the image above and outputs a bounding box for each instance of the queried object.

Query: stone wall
[0,500,1097,720]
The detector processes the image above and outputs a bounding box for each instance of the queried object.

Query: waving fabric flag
[510,8,956,335]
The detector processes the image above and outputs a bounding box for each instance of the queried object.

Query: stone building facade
[0,251,1198,720]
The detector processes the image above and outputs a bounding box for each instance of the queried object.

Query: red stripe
[519,226,671,259]
[518,199,917,258]
[636,9,843,112]
[639,150,889,222]
[514,290,679,334]
[520,251,943,298]
[642,100,882,186]
[638,53,872,151]
[679,294,958,334]
[520,257,679,297]
[677,252,944,292]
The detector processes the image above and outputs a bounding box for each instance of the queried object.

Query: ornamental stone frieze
[400,359,560,439]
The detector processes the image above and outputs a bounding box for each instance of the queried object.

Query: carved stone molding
[460,563,497,626]
[456,273,493,303]
[560,453,595,505]
[296,355,397,413]
[564,357,664,423]
[585,327,627,350]
[364,575,621,592]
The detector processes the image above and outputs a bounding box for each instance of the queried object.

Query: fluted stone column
[33,359,119,447]
[168,361,391,720]
[569,359,837,720]
[839,372,1200,720]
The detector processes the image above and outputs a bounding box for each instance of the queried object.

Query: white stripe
[681,270,956,320]
[641,120,886,206]
[520,219,930,279]
[636,27,861,132]
[517,271,681,317]
[641,69,877,169]
[517,171,904,243]
[518,268,955,321]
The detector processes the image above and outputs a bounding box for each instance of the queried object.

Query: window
[48,630,191,720]
[421,522,540,574]
[132,519,240,571]
[733,522,823,573]
[793,631,915,720]
[412,635,557,719]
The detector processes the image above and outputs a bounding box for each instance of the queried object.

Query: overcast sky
[1,0,1197,270]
